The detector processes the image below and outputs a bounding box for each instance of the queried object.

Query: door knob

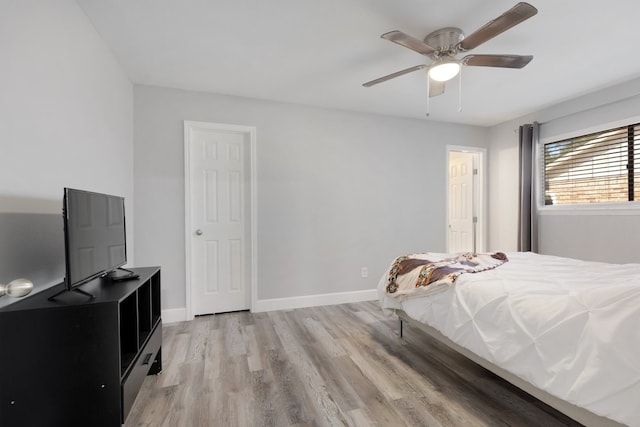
[195,229,203,236]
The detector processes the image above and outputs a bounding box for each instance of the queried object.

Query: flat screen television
[53,188,132,299]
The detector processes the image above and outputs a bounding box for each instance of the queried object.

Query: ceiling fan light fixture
[428,60,461,82]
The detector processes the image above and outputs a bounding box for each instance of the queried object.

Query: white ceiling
[75,0,640,127]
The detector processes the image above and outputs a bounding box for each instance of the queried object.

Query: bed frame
[396,310,624,427]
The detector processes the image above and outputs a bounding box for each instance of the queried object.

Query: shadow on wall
[0,196,64,308]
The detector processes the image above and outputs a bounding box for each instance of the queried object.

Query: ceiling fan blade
[381,31,436,55]
[363,64,426,87]
[463,54,533,68]
[458,2,538,51]
[429,79,445,97]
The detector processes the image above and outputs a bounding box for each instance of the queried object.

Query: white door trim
[446,145,486,253]
[184,120,257,320]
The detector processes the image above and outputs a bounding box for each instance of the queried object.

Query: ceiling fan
[363,2,538,98]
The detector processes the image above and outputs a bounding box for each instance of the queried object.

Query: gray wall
[134,85,489,309]
[5,1,637,315]
[0,1,134,304]
[487,117,533,251]
[0,199,64,309]
[538,214,640,263]
[487,77,640,263]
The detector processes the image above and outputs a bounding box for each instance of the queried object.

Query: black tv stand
[0,267,162,426]
[47,285,96,301]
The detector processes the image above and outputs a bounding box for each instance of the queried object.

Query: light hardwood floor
[125,301,582,426]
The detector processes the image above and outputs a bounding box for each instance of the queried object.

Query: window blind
[542,123,640,205]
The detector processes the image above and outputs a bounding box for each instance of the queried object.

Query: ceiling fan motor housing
[424,27,465,58]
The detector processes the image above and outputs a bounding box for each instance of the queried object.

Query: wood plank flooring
[125,301,582,426]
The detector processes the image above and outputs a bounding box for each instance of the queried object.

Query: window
[542,123,640,206]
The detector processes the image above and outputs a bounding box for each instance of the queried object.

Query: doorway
[184,121,257,318]
[447,146,485,253]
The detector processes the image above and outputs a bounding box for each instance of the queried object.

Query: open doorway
[446,146,486,253]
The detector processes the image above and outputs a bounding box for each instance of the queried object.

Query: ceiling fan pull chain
[458,67,463,112]
[426,71,430,117]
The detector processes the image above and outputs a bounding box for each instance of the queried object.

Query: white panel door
[448,151,475,253]
[188,126,248,315]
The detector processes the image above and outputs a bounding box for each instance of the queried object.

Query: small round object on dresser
[0,278,34,298]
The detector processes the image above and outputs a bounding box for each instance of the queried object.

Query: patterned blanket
[385,252,508,300]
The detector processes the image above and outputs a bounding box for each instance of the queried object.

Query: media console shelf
[0,267,162,427]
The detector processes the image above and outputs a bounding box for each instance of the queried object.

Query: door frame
[184,120,257,319]
[446,145,486,253]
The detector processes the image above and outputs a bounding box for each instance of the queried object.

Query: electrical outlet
[361,267,368,278]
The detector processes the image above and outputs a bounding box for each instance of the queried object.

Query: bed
[377,251,640,427]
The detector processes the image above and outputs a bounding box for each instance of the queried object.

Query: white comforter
[378,252,640,426]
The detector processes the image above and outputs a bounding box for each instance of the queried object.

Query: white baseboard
[251,288,378,313]
[162,307,187,324]
[161,289,378,322]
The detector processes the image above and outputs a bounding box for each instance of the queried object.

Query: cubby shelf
[0,267,162,427]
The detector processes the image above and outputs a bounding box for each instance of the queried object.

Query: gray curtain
[517,122,539,252]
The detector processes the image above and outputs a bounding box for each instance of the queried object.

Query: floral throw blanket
[385,252,508,300]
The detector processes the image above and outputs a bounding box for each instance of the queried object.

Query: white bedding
[378,252,640,426]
